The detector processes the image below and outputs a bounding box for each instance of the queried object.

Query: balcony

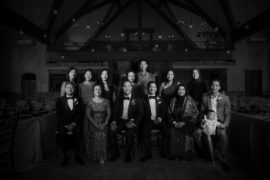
[47,40,233,52]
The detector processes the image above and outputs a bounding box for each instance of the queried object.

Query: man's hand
[65,123,75,131]
[126,120,136,128]
[154,117,162,124]
[174,122,185,128]
[217,123,226,129]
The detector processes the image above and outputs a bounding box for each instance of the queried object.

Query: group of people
[56,59,231,172]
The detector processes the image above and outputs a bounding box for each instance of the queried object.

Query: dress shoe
[160,154,170,159]
[75,156,85,165]
[220,161,230,172]
[61,156,70,166]
[139,154,152,162]
[109,153,120,161]
[167,155,177,161]
[125,154,132,163]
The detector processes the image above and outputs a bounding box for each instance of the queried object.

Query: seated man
[109,80,143,162]
[56,82,85,166]
[194,79,231,171]
[139,81,170,162]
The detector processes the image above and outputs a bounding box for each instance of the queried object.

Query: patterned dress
[168,95,199,160]
[85,99,110,161]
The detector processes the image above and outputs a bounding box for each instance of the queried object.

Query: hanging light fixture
[189,11,193,28]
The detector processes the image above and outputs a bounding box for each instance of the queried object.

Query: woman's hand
[110,121,117,131]
[174,122,185,128]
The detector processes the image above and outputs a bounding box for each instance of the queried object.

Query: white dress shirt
[148,96,157,120]
[67,96,74,110]
[121,94,131,120]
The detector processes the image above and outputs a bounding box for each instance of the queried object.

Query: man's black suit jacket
[141,95,164,122]
[56,96,83,131]
[113,94,143,126]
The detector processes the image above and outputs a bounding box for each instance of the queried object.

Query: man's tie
[66,96,74,99]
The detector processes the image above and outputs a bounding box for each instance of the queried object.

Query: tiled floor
[8,147,266,180]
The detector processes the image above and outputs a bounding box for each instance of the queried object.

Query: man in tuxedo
[139,81,170,162]
[194,79,231,171]
[56,82,85,166]
[109,80,143,162]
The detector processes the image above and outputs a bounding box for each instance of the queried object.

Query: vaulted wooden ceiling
[1,0,269,45]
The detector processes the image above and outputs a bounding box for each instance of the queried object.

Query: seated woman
[168,84,199,161]
[85,84,111,164]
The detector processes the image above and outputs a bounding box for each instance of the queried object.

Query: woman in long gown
[159,70,181,121]
[85,84,111,164]
[98,69,115,106]
[187,68,208,108]
[168,84,199,160]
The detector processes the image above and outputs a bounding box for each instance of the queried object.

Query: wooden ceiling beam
[0,4,49,44]
[232,8,270,42]
[55,0,112,40]
[162,1,197,48]
[166,0,198,14]
[168,0,226,38]
[219,0,236,30]
[145,0,197,48]
[80,0,135,50]
[183,0,226,38]
[45,0,64,33]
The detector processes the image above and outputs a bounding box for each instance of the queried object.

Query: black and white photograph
[0,0,270,180]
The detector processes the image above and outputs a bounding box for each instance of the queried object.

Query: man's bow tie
[66,97,74,99]
[148,96,156,99]
[123,97,130,100]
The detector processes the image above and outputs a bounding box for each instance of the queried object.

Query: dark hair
[165,69,175,84]
[65,81,75,88]
[122,80,132,87]
[66,67,77,81]
[147,81,157,89]
[83,69,93,81]
[211,78,222,87]
[176,83,188,96]
[138,59,149,65]
[126,70,137,83]
[100,68,111,82]
[192,67,200,74]
[84,69,93,75]
[92,83,103,95]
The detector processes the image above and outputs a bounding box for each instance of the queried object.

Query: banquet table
[228,111,270,175]
[14,112,57,172]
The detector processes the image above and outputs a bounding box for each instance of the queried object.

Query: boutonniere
[217,96,223,101]
[74,98,79,105]
[131,99,136,105]
[156,96,162,104]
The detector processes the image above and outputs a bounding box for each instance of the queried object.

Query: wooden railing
[47,40,233,52]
